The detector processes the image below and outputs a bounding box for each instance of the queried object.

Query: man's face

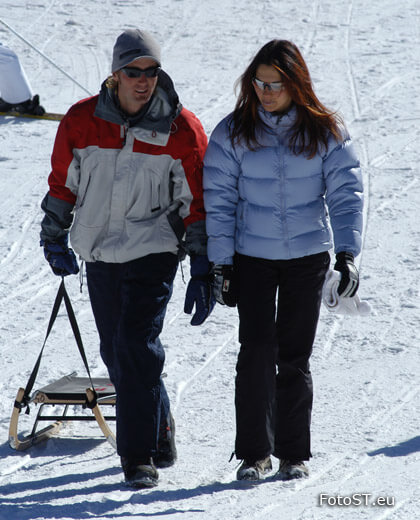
[113,57,159,115]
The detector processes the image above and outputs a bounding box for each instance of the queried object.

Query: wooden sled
[9,373,117,451]
[8,280,117,451]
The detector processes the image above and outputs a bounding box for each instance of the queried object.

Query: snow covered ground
[0,0,419,518]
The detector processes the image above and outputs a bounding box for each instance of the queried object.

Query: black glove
[212,264,237,307]
[41,236,79,277]
[184,255,215,325]
[334,252,359,297]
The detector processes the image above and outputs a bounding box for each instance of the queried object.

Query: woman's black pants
[235,252,330,462]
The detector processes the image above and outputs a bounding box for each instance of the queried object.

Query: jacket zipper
[121,122,129,146]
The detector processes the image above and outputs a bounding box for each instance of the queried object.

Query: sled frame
[9,374,117,451]
[9,280,118,451]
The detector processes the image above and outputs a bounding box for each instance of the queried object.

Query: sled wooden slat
[86,388,117,449]
[9,388,62,450]
[9,374,117,451]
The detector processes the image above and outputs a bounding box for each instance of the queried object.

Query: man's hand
[184,255,215,325]
[42,237,79,277]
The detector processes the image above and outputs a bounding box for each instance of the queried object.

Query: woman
[203,40,363,481]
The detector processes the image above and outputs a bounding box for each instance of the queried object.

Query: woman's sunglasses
[253,77,285,92]
[121,66,161,79]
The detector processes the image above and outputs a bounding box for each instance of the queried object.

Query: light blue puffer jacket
[203,106,363,265]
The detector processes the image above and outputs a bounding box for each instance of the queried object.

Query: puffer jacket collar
[94,70,183,146]
[257,103,296,132]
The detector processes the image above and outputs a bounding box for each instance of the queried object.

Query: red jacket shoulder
[66,95,98,117]
[173,107,208,155]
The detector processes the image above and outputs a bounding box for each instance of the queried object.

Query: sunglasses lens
[253,78,284,91]
[271,82,284,91]
[125,69,137,78]
[122,66,161,78]
[145,67,161,77]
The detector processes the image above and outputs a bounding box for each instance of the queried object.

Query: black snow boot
[0,97,14,112]
[276,459,309,480]
[121,456,159,488]
[236,456,272,481]
[14,94,45,115]
[154,411,177,468]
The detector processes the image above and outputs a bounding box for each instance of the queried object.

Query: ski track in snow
[0,0,419,519]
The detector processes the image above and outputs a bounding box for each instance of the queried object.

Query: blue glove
[41,236,79,277]
[184,255,215,326]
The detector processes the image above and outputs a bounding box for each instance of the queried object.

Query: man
[40,29,214,488]
[0,43,45,115]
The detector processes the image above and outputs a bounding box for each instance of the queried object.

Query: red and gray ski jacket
[41,72,208,263]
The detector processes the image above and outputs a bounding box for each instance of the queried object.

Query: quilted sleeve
[323,132,364,256]
[203,117,240,265]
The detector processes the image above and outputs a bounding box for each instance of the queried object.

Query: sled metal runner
[8,279,117,451]
[9,373,117,451]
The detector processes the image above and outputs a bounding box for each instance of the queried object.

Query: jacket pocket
[73,165,111,229]
[74,173,91,210]
[126,169,169,221]
[150,172,161,213]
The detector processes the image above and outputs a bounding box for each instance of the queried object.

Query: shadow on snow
[0,436,276,519]
[367,435,420,458]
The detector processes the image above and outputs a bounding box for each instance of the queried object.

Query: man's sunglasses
[253,77,285,92]
[121,66,161,79]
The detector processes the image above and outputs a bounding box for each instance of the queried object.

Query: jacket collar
[258,103,296,130]
[94,70,183,146]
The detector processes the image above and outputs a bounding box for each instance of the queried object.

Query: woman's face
[253,64,292,113]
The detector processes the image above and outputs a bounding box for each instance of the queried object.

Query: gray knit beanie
[112,29,161,72]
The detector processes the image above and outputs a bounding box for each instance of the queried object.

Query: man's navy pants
[86,253,178,459]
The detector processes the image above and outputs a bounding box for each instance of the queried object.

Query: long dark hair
[230,40,344,158]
